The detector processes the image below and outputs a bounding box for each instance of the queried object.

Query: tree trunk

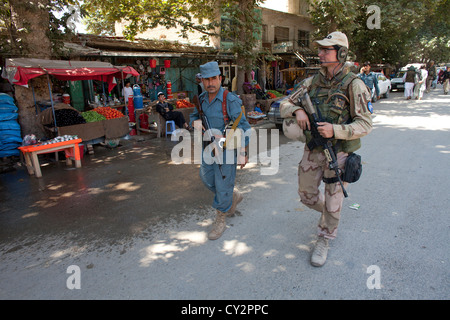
[235,0,254,96]
[9,0,53,138]
[236,41,246,95]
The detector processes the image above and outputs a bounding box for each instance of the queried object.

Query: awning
[2,58,140,92]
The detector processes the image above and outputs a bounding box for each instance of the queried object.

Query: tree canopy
[308,0,450,65]
[81,0,219,42]
[2,0,448,66]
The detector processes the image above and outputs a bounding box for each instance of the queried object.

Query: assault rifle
[197,107,226,180]
[296,87,348,197]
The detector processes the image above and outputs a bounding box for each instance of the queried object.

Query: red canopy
[2,58,139,92]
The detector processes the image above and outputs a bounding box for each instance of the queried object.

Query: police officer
[280,31,373,267]
[190,61,251,240]
[358,62,380,102]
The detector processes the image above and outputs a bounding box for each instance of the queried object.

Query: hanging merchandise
[149,59,157,69]
[138,64,145,75]
[164,60,171,68]
[166,80,173,99]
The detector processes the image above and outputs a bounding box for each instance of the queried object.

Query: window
[298,30,309,47]
[274,26,289,44]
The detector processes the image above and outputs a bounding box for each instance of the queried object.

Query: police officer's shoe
[227,190,244,217]
[208,210,227,240]
[311,236,329,267]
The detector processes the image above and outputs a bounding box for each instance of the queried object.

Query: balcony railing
[261,40,312,54]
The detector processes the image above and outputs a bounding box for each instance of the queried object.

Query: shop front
[2,58,139,154]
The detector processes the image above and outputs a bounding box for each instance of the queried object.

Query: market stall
[2,58,139,148]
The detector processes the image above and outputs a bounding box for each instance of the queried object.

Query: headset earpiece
[337,47,348,63]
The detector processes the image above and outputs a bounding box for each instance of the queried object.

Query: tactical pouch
[343,153,362,183]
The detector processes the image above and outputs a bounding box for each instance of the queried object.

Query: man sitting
[155,92,192,131]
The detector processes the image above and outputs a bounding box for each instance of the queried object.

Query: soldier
[280,31,373,267]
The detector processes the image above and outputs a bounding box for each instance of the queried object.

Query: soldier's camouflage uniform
[280,65,373,239]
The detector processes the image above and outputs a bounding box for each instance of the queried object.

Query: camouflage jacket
[280,65,373,143]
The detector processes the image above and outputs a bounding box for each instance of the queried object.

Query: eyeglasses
[318,47,336,54]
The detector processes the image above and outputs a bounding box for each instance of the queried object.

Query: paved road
[0,87,449,302]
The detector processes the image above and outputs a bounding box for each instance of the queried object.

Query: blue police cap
[200,61,221,79]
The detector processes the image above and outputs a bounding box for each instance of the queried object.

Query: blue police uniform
[190,86,251,213]
[358,72,380,99]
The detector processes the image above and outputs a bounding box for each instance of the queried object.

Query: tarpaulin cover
[0,93,20,157]
[2,58,139,92]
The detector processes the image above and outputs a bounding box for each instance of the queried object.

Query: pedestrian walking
[414,66,428,100]
[358,62,380,102]
[189,61,251,240]
[426,61,437,93]
[403,66,417,100]
[280,31,373,267]
[442,66,450,95]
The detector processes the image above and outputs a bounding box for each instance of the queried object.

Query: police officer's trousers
[199,150,237,213]
[298,148,349,239]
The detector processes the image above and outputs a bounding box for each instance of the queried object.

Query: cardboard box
[104,116,129,139]
[58,116,129,141]
[58,120,104,141]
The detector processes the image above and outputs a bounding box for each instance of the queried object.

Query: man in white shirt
[122,82,133,104]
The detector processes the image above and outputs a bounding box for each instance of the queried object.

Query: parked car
[373,72,391,99]
[267,96,288,130]
[391,71,406,91]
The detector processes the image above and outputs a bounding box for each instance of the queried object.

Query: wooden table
[18,138,83,178]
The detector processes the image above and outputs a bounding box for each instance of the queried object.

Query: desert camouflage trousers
[298,148,349,239]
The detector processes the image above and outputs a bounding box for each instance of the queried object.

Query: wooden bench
[18,138,83,178]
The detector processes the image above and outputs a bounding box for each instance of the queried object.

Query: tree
[307,0,359,37]
[0,0,83,136]
[307,0,449,66]
[412,0,450,63]
[82,0,220,42]
[220,1,265,94]
[82,0,266,94]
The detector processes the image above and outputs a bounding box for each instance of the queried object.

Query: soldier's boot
[227,189,244,217]
[311,236,329,267]
[208,210,227,240]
